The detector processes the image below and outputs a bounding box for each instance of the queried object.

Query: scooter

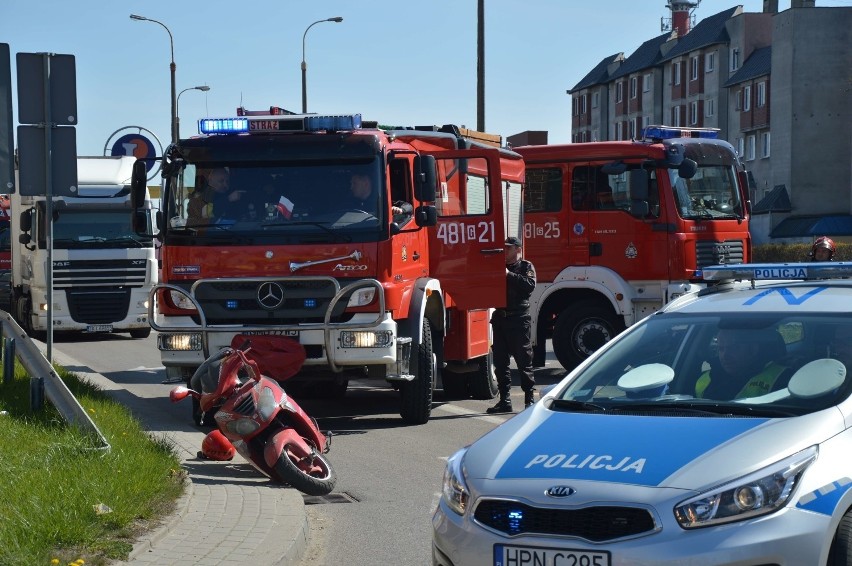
[169,335,337,496]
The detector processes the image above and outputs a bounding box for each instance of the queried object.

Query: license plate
[494,544,610,566]
[86,324,113,333]
[240,330,299,337]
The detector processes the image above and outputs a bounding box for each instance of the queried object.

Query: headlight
[226,418,261,436]
[347,288,376,307]
[169,289,196,310]
[442,448,470,515]
[158,333,202,351]
[257,386,278,422]
[674,446,817,529]
[340,330,393,348]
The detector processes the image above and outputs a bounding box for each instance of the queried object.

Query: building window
[573,97,579,116]
[628,120,636,139]
[592,90,600,108]
[581,94,587,114]
[592,128,599,142]
[743,85,752,112]
[746,135,756,161]
[674,62,682,85]
[736,137,744,157]
[761,132,771,158]
[705,98,715,117]
[691,56,699,80]
[642,115,651,129]
[630,77,638,99]
[616,82,623,103]
[643,73,652,92]
[672,106,681,127]
[757,81,766,107]
[730,48,740,71]
[690,101,699,125]
[705,51,716,72]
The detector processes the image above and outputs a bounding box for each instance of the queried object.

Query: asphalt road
[51,331,567,566]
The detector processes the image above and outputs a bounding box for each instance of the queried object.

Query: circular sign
[110,133,157,172]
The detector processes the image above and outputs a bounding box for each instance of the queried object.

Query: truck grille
[473,499,656,542]
[53,259,148,288]
[67,288,131,324]
[695,239,745,268]
[192,279,349,325]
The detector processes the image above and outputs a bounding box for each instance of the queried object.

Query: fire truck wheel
[468,351,498,400]
[552,305,624,370]
[400,319,435,424]
[130,328,151,339]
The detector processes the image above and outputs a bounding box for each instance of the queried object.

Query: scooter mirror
[170,387,191,402]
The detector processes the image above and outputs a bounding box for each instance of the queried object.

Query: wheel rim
[573,319,614,356]
[286,446,332,479]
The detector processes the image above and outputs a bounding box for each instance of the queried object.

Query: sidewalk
[50,349,309,566]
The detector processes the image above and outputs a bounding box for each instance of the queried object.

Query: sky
[2,0,850,156]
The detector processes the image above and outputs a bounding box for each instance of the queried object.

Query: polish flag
[276,195,294,219]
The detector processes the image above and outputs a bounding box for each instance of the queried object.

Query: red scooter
[169,335,336,496]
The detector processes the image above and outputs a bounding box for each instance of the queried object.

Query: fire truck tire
[130,328,152,339]
[400,319,435,424]
[552,305,624,370]
[468,351,498,400]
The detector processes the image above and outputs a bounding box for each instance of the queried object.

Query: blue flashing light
[703,262,852,282]
[304,298,317,309]
[225,300,239,309]
[199,118,249,135]
[642,125,719,141]
[304,114,362,132]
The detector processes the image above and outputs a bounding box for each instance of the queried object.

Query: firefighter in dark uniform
[487,236,537,413]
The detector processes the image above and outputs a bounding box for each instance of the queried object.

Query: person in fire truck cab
[345,173,412,221]
[486,236,537,414]
[809,236,836,262]
[187,168,246,225]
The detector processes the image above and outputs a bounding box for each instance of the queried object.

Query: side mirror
[19,210,32,232]
[413,155,437,202]
[131,160,150,235]
[415,205,437,227]
[18,233,31,245]
[678,158,698,180]
[628,169,649,201]
[169,386,191,402]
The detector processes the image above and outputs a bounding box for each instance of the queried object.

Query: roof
[569,53,623,93]
[770,215,852,238]
[751,184,791,214]
[609,33,673,81]
[724,46,772,87]
[662,7,739,61]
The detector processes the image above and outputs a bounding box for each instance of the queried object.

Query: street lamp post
[301,17,343,114]
[130,14,177,144]
[176,85,211,140]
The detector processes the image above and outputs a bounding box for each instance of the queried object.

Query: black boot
[524,389,536,408]
[486,397,513,414]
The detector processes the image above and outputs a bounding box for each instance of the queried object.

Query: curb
[125,478,194,561]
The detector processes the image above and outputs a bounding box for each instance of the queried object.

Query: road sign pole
[40,54,54,363]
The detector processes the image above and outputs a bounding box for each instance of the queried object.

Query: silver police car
[433,263,852,565]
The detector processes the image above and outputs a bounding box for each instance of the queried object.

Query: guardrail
[0,311,111,452]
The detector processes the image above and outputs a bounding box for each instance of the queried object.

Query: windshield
[554,312,852,417]
[164,160,386,243]
[670,164,742,221]
[49,209,153,249]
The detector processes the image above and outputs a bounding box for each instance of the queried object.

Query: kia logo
[545,486,575,498]
[257,282,285,310]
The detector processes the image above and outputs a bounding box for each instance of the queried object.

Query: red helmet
[200,430,235,461]
[810,236,836,259]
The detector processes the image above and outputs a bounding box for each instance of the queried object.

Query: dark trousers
[491,313,535,398]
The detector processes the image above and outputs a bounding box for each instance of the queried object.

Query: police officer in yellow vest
[696,328,788,399]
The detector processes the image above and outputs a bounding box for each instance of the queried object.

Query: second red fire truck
[515,126,752,369]
[132,111,524,424]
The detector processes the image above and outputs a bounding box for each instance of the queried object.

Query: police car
[433,263,852,566]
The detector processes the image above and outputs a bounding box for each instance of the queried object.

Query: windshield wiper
[264,220,352,242]
[607,401,797,418]
[549,398,608,413]
[103,235,150,247]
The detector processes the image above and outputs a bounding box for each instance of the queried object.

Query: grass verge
[0,363,185,565]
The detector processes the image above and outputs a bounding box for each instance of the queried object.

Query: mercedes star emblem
[257,282,285,310]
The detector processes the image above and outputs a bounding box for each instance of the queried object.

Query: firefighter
[809,236,836,262]
[487,236,537,413]
[346,173,412,219]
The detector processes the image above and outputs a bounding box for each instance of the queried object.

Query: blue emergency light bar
[198,113,362,136]
[642,125,719,141]
[703,262,852,282]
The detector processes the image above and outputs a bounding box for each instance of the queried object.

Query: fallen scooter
[169,335,336,496]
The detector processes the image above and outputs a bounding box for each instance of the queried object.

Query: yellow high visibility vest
[696,362,787,399]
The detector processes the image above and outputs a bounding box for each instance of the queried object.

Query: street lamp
[130,14,177,144]
[176,85,211,139]
[301,17,343,114]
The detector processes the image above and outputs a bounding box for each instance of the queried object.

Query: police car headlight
[442,448,470,515]
[674,446,817,529]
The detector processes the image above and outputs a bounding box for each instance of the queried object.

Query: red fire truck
[515,126,752,370]
[131,111,524,424]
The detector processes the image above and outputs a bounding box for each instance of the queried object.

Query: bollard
[30,376,44,411]
[3,337,15,385]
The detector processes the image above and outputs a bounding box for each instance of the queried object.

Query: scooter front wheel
[273,445,337,496]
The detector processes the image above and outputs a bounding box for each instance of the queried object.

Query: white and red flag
[276,195,294,219]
